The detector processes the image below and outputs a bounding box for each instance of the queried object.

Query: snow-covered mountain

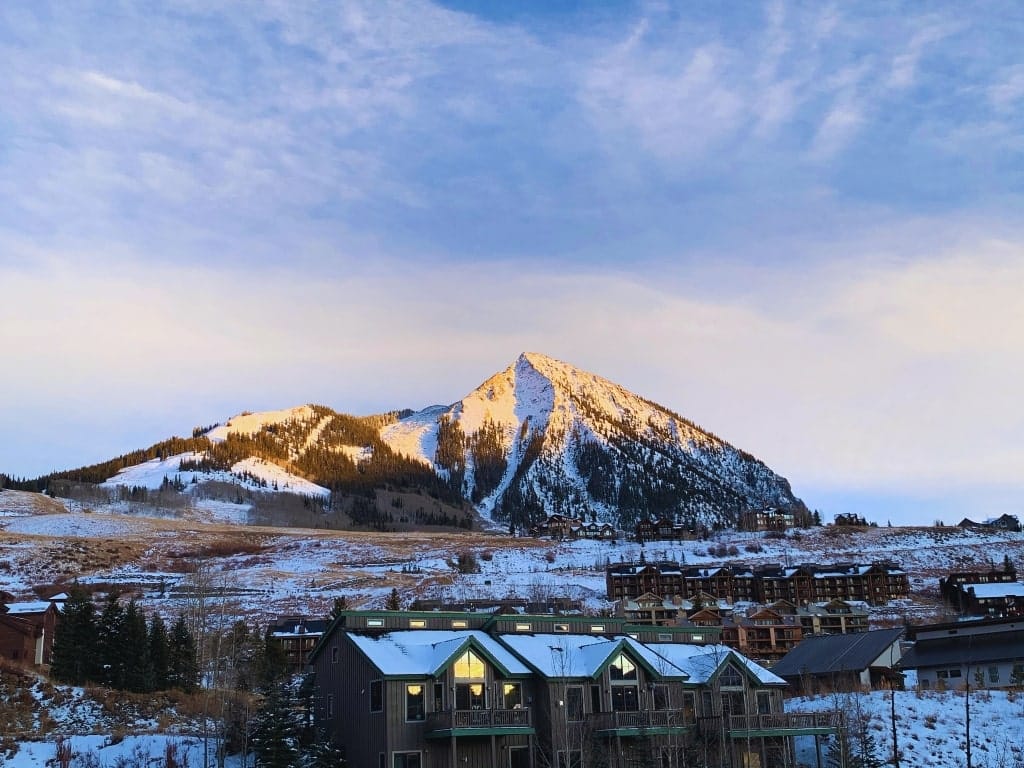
[32,353,806,531]
[380,352,807,530]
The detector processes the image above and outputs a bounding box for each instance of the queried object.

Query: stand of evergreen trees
[51,586,198,693]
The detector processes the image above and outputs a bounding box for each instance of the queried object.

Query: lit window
[554,623,569,632]
[454,650,486,680]
[451,620,468,629]
[501,682,523,709]
[409,619,426,628]
[591,625,606,632]
[406,684,425,721]
[515,623,532,632]
[367,619,384,627]
[610,655,637,680]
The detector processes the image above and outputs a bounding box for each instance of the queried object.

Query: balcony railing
[698,712,841,737]
[590,710,693,732]
[426,708,532,732]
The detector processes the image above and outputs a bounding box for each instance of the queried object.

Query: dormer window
[454,650,487,710]
[610,653,640,712]
[719,663,744,689]
[610,654,638,681]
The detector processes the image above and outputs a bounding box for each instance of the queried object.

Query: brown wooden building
[609,560,908,607]
[0,599,60,666]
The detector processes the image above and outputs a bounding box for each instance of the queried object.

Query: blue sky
[1,1,1022,525]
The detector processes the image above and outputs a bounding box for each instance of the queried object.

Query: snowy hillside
[381,352,807,531]
[28,353,806,532]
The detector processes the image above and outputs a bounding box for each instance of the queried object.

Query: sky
[1,1,1022,526]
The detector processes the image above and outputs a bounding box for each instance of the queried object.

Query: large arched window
[609,654,639,711]
[454,650,487,710]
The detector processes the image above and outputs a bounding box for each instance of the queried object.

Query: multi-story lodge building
[309,611,840,768]
[939,563,1020,617]
[268,616,329,673]
[606,560,908,607]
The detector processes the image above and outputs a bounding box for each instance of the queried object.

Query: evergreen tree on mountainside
[96,591,126,688]
[122,599,153,693]
[468,419,507,502]
[50,585,98,685]
[434,414,466,495]
[168,615,198,693]
[149,613,171,692]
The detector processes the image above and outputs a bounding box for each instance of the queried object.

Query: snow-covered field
[2,490,1024,765]
[789,689,1024,768]
[2,489,1023,628]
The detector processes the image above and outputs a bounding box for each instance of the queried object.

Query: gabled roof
[642,643,785,686]
[771,628,904,678]
[347,630,531,679]
[497,634,688,681]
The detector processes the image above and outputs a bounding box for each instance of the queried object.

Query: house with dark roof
[770,628,905,694]
[900,616,1024,690]
[957,514,1022,532]
[309,611,840,768]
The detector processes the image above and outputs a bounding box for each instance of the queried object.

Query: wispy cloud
[1,1,1023,521]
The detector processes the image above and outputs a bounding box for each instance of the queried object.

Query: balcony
[699,712,841,738]
[590,710,693,736]
[425,708,534,738]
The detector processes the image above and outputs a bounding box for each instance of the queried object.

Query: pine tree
[122,599,153,692]
[328,596,348,622]
[304,739,346,768]
[256,629,289,693]
[96,591,126,688]
[385,588,401,611]
[250,683,302,768]
[168,615,198,693]
[149,614,170,691]
[50,585,98,685]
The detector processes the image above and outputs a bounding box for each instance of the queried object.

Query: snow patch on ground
[205,405,316,442]
[788,689,1024,768]
[98,452,329,498]
[379,404,449,466]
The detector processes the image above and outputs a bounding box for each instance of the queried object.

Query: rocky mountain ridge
[11,353,807,532]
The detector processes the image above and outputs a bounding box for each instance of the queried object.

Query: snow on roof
[348,630,531,677]
[965,582,1024,598]
[498,634,690,680]
[645,643,786,686]
[4,601,53,615]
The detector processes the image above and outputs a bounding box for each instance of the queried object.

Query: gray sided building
[900,616,1024,690]
[309,611,841,768]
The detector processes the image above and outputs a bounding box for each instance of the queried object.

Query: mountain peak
[382,354,807,531]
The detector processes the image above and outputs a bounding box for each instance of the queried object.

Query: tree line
[51,586,198,693]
